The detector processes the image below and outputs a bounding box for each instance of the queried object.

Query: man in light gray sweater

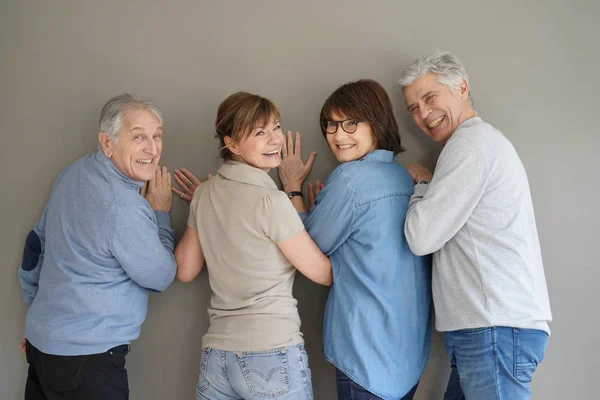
[397,50,552,400]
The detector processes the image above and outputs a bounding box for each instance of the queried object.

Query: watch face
[287,193,293,199]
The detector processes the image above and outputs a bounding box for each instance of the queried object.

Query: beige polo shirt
[188,161,306,351]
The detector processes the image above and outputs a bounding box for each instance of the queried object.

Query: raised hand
[145,166,173,212]
[278,131,317,192]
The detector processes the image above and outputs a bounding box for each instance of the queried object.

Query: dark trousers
[335,369,418,400]
[25,340,130,400]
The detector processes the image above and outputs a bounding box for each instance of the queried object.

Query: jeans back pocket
[237,348,290,397]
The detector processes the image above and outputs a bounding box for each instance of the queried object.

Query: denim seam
[221,349,229,380]
[354,192,410,208]
[491,327,501,400]
[198,347,211,392]
[513,329,519,380]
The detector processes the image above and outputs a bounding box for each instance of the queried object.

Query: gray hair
[99,93,163,142]
[397,49,474,106]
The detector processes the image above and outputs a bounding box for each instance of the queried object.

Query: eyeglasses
[322,119,361,134]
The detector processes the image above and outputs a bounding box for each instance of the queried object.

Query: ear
[99,132,113,158]
[223,136,241,156]
[459,78,470,101]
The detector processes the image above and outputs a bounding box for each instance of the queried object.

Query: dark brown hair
[215,92,280,160]
[319,79,405,155]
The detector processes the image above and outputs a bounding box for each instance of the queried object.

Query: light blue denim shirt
[300,150,432,399]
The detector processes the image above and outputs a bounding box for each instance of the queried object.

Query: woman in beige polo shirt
[172,92,331,400]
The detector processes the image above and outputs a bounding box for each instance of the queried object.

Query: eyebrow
[253,120,280,129]
[406,91,437,111]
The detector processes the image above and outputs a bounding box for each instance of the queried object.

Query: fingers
[178,168,201,185]
[171,187,190,203]
[304,151,317,173]
[294,132,301,155]
[163,166,171,187]
[315,180,323,197]
[308,182,315,207]
[140,182,148,197]
[174,173,195,196]
[207,173,213,180]
[286,131,293,156]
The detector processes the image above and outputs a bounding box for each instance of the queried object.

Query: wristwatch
[416,179,430,185]
[287,191,303,199]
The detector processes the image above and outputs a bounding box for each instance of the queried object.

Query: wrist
[283,184,302,192]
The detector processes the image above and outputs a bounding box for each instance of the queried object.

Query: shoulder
[454,118,512,152]
[333,159,413,198]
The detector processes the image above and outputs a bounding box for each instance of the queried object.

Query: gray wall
[1,1,598,399]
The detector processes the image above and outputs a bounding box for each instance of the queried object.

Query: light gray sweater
[405,117,552,333]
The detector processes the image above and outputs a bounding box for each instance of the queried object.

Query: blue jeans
[335,369,418,400]
[196,344,313,400]
[443,327,548,400]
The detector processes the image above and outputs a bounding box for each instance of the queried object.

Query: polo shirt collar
[218,161,278,191]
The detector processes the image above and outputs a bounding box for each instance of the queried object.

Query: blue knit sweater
[19,150,176,355]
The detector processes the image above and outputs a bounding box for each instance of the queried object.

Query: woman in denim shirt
[279,80,432,400]
[172,92,332,400]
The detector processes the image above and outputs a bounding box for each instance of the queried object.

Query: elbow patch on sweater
[21,230,41,271]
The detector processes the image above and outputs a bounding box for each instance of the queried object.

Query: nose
[333,127,348,142]
[267,129,281,144]
[145,139,158,155]
[419,104,431,121]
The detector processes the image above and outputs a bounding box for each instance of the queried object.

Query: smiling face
[225,117,283,172]
[99,108,163,181]
[403,72,475,145]
[325,111,377,163]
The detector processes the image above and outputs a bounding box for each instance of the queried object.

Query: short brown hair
[215,92,280,160]
[319,79,405,155]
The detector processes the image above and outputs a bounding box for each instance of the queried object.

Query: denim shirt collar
[360,149,395,163]
[218,161,278,191]
[95,150,145,189]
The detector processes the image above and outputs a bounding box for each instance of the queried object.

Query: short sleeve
[187,182,208,229]
[255,191,305,243]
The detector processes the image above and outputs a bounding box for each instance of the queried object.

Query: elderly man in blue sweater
[18,93,177,400]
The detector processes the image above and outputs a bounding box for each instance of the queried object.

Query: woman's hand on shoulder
[171,168,212,203]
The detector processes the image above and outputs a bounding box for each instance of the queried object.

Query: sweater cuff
[153,210,171,227]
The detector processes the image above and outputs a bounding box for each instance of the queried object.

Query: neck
[229,155,270,174]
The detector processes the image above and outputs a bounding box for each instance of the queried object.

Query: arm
[18,206,48,305]
[277,230,332,286]
[404,137,487,255]
[300,167,356,255]
[112,207,177,291]
[174,227,205,282]
[256,191,331,285]
[112,167,176,291]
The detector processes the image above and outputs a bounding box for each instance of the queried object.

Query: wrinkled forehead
[403,73,444,101]
[121,107,162,129]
